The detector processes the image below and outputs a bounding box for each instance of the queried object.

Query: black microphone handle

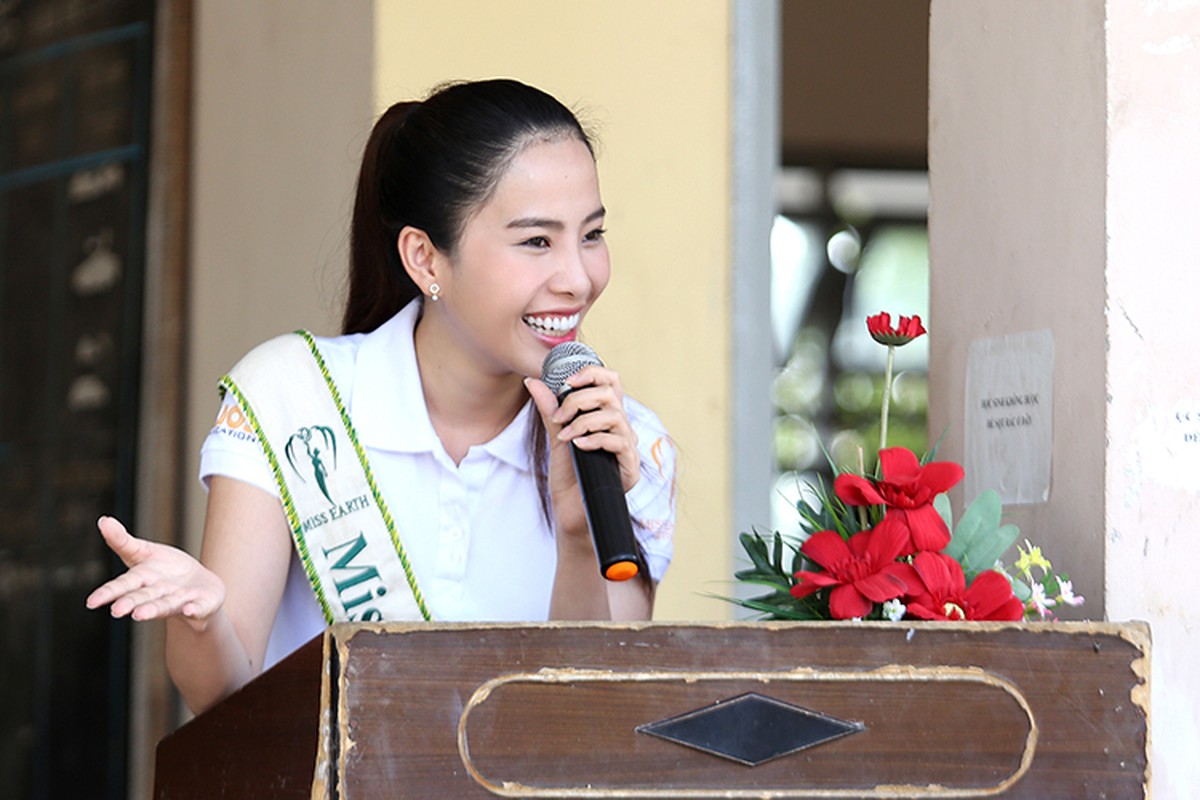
[568,442,641,581]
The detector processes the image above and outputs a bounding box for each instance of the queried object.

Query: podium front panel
[335,622,1147,798]
[154,621,1149,798]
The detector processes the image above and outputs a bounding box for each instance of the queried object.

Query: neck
[412,308,529,464]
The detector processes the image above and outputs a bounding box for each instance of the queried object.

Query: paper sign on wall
[965,330,1054,505]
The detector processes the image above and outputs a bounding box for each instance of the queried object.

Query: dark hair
[343,78,593,335]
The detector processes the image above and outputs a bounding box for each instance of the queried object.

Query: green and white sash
[220,331,430,624]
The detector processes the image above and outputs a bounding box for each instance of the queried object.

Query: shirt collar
[350,300,532,471]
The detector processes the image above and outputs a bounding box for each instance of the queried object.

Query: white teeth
[524,313,580,334]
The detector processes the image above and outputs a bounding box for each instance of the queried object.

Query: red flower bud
[867,312,927,346]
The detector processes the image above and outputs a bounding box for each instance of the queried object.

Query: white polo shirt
[200,300,676,667]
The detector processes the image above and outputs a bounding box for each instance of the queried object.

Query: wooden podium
[154,621,1149,798]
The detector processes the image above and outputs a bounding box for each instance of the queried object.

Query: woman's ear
[397,226,442,293]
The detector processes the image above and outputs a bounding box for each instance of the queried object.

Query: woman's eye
[584,227,607,243]
[522,236,550,248]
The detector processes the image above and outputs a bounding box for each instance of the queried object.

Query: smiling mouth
[523,312,581,337]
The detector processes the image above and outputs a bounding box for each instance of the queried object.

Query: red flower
[867,312,926,346]
[791,525,919,620]
[903,552,1023,621]
[835,447,964,554]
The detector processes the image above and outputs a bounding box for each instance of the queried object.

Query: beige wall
[374,0,735,620]
[186,1,374,544]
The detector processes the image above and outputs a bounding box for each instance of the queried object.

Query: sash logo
[285,425,337,504]
[322,531,387,622]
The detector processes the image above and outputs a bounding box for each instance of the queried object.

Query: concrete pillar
[930,1,1200,795]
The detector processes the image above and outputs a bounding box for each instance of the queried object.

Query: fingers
[542,367,634,450]
[550,367,623,423]
[524,377,562,428]
[553,366,624,414]
[86,569,149,610]
[556,408,637,450]
[89,574,217,624]
[528,365,641,493]
[129,590,217,624]
[96,515,150,568]
[87,516,224,625]
[111,582,171,619]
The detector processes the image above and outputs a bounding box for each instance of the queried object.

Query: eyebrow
[506,206,606,231]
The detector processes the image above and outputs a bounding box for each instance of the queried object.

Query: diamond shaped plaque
[636,692,864,766]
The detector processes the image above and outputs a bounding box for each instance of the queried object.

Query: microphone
[541,342,641,582]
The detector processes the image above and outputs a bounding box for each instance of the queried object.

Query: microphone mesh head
[541,341,602,397]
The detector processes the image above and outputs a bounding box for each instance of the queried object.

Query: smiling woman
[86,79,677,715]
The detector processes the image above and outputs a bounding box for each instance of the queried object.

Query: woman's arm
[526,370,655,621]
[546,521,653,620]
[88,476,292,713]
[166,476,293,711]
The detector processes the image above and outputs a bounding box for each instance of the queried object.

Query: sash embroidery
[219,331,431,624]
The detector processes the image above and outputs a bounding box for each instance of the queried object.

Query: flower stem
[856,447,869,530]
[880,344,895,453]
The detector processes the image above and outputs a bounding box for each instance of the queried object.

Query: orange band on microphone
[605,561,639,582]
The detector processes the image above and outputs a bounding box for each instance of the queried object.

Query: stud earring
[429,282,440,301]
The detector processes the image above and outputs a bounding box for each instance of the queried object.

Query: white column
[1105,1,1200,795]
[929,1,1200,795]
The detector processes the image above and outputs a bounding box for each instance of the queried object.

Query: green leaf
[703,587,824,620]
[794,475,862,539]
[944,490,999,558]
[971,523,1021,573]
[791,546,808,576]
[944,490,1017,577]
[955,522,1022,578]
[734,597,824,620]
[739,531,777,576]
[922,426,949,463]
[933,492,953,534]
[995,563,1033,602]
[731,574,792,592]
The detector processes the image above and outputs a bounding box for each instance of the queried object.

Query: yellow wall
[375,0,734,619]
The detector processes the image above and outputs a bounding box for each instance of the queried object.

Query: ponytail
[343,102,423,334]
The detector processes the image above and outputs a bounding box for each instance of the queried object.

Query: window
[769,167,929,538]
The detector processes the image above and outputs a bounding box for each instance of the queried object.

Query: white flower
[882,599,907,622]
[1030,583,1056,619]
[1057,578,1085,607]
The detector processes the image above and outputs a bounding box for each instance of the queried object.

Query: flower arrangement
[732,312,1082,622]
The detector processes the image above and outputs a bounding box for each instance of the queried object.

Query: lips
[523,311,581,341]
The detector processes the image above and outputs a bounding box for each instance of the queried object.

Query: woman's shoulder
[308,329,369,390]
[222,328,366,398]
[229,301,419,381]
[623,394,669,440]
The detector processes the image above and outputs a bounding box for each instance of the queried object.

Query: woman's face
[432,136,610,380]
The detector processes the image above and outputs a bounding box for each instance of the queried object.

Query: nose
[549,243,592,299]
